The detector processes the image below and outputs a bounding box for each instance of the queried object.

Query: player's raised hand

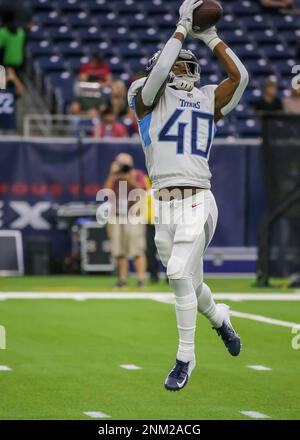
[177,0,203,34]
[189,26,219,47]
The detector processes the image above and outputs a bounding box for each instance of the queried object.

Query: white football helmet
[146,48,201,92]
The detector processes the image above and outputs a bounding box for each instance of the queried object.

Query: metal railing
[23,114,100,138]
[21,114,262,145]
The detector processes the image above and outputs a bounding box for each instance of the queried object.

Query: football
[192,0,224,32]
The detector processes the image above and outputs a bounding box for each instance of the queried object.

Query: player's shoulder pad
[127,77,147,108]
[198,84,218,99]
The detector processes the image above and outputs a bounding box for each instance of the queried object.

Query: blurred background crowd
[0,0,300,136]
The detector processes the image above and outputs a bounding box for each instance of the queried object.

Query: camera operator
[104,153,147,287]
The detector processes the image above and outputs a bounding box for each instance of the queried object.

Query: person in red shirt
[93,109,129,138]
[79,54,112,86]
[120,107,139,137]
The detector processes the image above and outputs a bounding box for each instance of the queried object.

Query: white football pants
[154,189,222,362]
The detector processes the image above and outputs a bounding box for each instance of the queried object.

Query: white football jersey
[130,82,218,190]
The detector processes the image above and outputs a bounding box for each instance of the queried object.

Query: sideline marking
[73,296,87,301]
[230,310,299,329]
[154,293,300,302]
[1,292,300,301]
[247,365,272,371]
[120,364,142,370]
[83,411,111,419]
[0,365,12,371]
[240,411,271,419]
[0,292,299,329]
[153,295,300,329]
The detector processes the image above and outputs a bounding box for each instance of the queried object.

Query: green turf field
[0,276,299,420]
[0,275,295,292]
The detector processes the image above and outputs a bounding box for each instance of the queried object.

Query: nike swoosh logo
[177,377,187,388]
[192,203,201,208]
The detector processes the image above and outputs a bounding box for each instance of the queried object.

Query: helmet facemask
[169,53,201,92]
[146,49,201,92]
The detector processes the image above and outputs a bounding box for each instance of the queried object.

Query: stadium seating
[25,0,300,137]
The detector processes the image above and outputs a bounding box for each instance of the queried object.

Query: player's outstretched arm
[135,0,203,119]
[189,27,249,122]
[213,40,249,122]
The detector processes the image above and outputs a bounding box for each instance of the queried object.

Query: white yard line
[151,293,300,304]
[155,295,300,329]
[1,292,300,301]
[119,364,143,370]
[230,310,299,329]
[0,365,12,371]
[213,293,300,301]
[240,411,271,419]
[0,291,299,329]
[247,365,272,371]
[0,292,170,300]
[83,411,111,419]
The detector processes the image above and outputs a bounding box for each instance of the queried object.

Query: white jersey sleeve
[141,38,183,107]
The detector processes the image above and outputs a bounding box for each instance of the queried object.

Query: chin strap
[168,73,196,92]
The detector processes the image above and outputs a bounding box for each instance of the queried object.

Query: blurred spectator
[144,175,159,284]
[70,94,108,118]
[128,69,145,86]
[290,274,300,287]
[0,0,33,30]
[104,153,147,287]
[79,54,112,87]
[0,9,25,71]
[283,87,300,113]
[70,75,111,117]
[254,79,283,114]
[93,109,128,138]
[120,107,139,138]
[110,80,128,117]
[0,67,24,133]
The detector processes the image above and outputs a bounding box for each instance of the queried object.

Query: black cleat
[164,358,195,391]
[214,304,241,356]
[113,279,128,288]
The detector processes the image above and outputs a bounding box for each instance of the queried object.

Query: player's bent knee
[167,255,186,279]
[195,281,204,295]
